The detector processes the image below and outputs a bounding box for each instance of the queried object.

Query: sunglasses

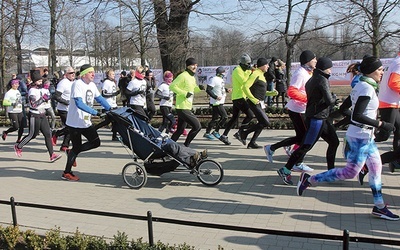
[67,72,75,75]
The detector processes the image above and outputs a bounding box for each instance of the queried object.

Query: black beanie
[30,70,42,83]
[300,50,316,65]
[359,56,382,74]
[185,57,197,67]
[257,58,268,67]
[316,57,333,70]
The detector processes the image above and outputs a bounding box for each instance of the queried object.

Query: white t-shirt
[40,88,51,109]
[4,89,23,113]
[347,79,378,139]
[67,79,101,128]
[28,87,47,115]
[102,79,118,108]
[208,76,226,105]
[157,82,174,107]
[127,78,146,106]
[285,67,311,113]
[56,78,73,111]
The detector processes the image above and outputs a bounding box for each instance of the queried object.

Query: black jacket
[305,69,336,119]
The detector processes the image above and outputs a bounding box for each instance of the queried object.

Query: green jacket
[169,69,201,110]
[231,65,252,101]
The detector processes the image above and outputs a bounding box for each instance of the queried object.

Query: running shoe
[203,133,216,140]
[234,131,246,145]
[60,146,69,152]
[389,160,400,173]
[247,142,262,149]
[292,162,314,172]
[283,146,291,156]
[297,172,311,196]
[14,144,22,158]
[211,131,221,139]
[264,145,274,163]
[372,205,400,221]
[61,172,80,181]
[277,168,293,185]
[2,131,7,141]
[50,153,62,163]
[51,134,57,146]
[219,135,231,145]
[358,165,369,185]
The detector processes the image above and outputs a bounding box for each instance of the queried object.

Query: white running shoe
[283,146,292,156]
[292,162,314,172]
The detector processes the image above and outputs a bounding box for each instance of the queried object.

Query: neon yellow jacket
[169,70,201,110]
[231,65,252,100]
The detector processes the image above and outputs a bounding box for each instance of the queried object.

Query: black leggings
[17,113,54,156]
[378,108,400,150]
[171,109,201,147]
[270,110,307,151]
[223,98,254,136]
[158,106,176,133]
[54,110,71,148]
[5,112,24,142]
[64,125,100,173]
[206,104,228,134]
[285,118,339,170]
[242,101,270,144]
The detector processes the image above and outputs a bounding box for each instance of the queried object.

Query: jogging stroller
[103,107,224,189]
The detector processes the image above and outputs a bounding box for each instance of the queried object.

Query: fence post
[10,197,17,227]
[343,229,349,250]
[147,211,154,246]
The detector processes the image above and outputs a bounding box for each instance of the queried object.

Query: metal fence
[1,197,400,249]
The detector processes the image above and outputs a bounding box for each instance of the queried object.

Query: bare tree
[348,0,400,57]
[152,0,200,74]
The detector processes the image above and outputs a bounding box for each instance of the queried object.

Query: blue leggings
[310,136,384,207]
[285,118,339,170]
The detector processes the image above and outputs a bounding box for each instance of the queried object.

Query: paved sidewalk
[0,129,399,249]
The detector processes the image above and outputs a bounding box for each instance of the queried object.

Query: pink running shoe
[50,153,62,163]
[14,144,22,157]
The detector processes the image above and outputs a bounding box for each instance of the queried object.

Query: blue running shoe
[211,131,221,139]
[372,205,399,221]
[203,133,216,140]
[297,172,311,196]
[264,145,274,163]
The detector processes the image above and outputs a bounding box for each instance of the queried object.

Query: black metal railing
[1,197,400,249]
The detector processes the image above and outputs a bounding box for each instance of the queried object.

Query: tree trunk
[49,0,58,74]
[152,0,199,74]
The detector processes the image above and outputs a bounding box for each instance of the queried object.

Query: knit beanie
[316,57,333,70]
[80,64,94,76]
[240,54,252,64]
[359,56,382,74]
[256,58,269,67]
[30,70,42,83]
[216,66,226,75]
[300,50,316,65]
[185,57,197,67]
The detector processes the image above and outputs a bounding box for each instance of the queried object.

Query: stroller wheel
[195,159,224,186]
[122,162,147,189]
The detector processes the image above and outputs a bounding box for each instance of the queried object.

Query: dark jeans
[223,98,254,136]
[171,109,201,147]
[64,125,100,173]
[285,118,339,170]
[206,104,228,134]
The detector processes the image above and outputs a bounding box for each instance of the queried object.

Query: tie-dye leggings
[309,135,384,207]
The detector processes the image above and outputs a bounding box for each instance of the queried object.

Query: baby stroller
[103,107,224,189]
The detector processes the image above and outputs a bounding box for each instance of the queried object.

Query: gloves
[96,112,106,118]
[137,90,145,95]
[380,121,395,133]
[186,92,193,98]
[198,84,205,90]
[42,94,50,101]
[115,90,121,95]
[163,96,170,101]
